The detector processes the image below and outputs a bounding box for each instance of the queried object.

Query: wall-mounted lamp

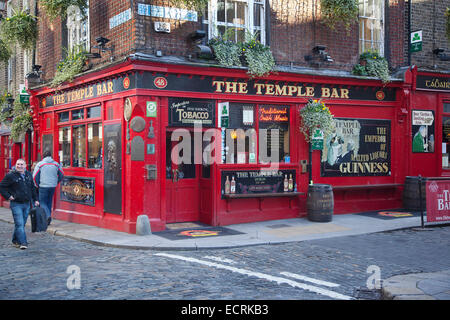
[25,65,43,87]
[189,30,213,60]
[432,48,450,61]
[2,96,14,118]
[88,36,115,61]
[305,45,333,66]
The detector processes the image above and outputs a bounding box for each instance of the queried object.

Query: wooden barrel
[403,176,427,211]
[307,184,334,222]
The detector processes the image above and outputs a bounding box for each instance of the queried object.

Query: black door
[104,123,122,214]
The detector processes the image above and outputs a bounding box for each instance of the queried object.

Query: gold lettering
[97,84,102,95]
[238,82,248,94]
[265,84,275,95]
[287,86,297,96]
[108,81,114,93]
[330,88,339,98]
[340,88,349,99]
[321,87,330,98]
[275,85,287,96]
[254,83,265,95]
[225,81,237,93]
[306,86,315,97]
[297,86,306,96]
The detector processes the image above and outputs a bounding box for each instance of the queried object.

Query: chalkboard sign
[221,169,296,198]
[168,98,215,127]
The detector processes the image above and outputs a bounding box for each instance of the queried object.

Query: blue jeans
[10,202,30,246]
[39,187,55,220]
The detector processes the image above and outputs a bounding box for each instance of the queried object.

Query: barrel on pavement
[403,176,427,211]
[307,184,334,222]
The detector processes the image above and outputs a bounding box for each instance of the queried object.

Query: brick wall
[410,0,449,71]
[34,0,410,83]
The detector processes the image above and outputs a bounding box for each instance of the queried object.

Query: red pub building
[15,0,449,233]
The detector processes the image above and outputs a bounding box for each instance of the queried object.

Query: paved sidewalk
[1,206,449,300]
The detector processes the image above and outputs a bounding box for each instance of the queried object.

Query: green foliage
[0,92,14,124]
[40,0,88,20]
[171,0,209,12]
[209,30,275,78]
[10,96,33,141]
[0,7,37,50]
[446,8,450,40]
[321,0,359,30]
[50,46,88,88]
[0,38,11,63]
[241,32,276,78]
[352,51,390,84]
[209,31,241,67]
[300,100,335,143]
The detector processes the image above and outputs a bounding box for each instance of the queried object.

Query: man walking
[0,159,39,249]
[33,150,64,225]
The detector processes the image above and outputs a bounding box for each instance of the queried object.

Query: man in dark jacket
[0,159,39,249]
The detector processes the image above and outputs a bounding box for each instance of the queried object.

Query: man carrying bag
[30,204,48,232]
[0,159,39,249]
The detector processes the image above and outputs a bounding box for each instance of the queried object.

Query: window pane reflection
[88,123,102,168]
[59,127,71,167]
[72,125,86,167]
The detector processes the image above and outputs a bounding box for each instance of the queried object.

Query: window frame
[219,102,292,165]
[442,101,450,170]
[204,0,266,44]
[358,0,384,55]
[67,1,90,53]
[57,104,102,170]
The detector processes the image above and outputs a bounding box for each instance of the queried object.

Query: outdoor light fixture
[2,97,14,116]
[89,36,115,61]
[189,30,213,60]
[305,45,333,66]
[25,64,43,86]
[432,48,450,61]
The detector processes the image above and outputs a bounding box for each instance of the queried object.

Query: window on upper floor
[358,0,384,55]
[67,1,90,53]
[203,0,266,44]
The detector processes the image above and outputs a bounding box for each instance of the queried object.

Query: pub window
[442,103,450,169]
[59,127,71,167]
[72,125,86,167]
[259,105,290,163]
[88,123,102,168]
[57,104,102,169]
[222,103,290,164]
[358,0,384,55]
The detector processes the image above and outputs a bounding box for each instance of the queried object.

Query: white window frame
[67,1,90,53]
[358,0,384,55]
[204,0,266,44]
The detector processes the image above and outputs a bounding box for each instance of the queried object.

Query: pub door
[165,130,200,223]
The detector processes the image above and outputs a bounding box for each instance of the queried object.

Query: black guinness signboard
[168,98,215,127]
[416,74,450,92]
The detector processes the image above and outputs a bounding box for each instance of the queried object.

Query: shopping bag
[30,206,48,232]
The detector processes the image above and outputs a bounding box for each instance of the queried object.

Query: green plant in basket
[208,34,242,67]
[352,50,390,84]
[50,46,88,88]
[40,0,89,20]
[241,33,275,78]
[0,39,11,63]
[299,99,335,143]
[321,0,359,30]
[171,0,209,12]
[0,7,37,50]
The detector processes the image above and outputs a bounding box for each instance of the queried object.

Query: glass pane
[217,0,225,22]
[88,123,102,168]
[235,1,245,25]
[443,116,450,169]
[254,4,261,27]
[59,127,71,167]
[259,105,290,163]
[72,125,86,167]
[58,112,69,122]
[364,20,372,41]
[87,106,101,118]
[226,1,235,23]
[444,103,450,113]
[72,109,84,120]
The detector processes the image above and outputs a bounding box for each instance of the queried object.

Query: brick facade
[410,0,449,71]
[7,0,439,86]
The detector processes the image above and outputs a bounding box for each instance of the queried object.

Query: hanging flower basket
[299,99,335,143]
[10,96,33,142]
[0,7,37,50]
[50,46,88,88]
[40,0,89,20]
[320,0,359,30]
[0,38,11,63]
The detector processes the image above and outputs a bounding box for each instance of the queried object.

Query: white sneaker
[20,245,27,250]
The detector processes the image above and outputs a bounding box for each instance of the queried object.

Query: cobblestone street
[1,221,449,300]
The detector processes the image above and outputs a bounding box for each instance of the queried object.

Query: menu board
[168,98,215,127]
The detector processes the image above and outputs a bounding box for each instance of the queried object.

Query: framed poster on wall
[412,110,435,153]
[320,118,391,177]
